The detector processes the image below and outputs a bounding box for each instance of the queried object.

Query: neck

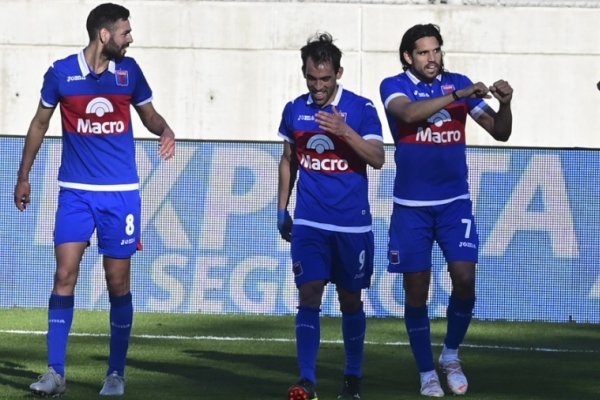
[84,42,110,74]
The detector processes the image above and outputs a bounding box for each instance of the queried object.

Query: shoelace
[443,359,464,375]
[104,375,123,387]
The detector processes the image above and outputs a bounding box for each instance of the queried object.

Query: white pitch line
[0,329,596,354]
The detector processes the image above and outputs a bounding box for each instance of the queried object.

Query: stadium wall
[0,0,599,146]
[2,137,599,323]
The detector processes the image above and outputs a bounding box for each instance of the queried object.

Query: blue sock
[404,305,434,372]
[342,305,366,377]
[296,306,320,384]
[47,294,74,377]
[107,292,133,377]
[444,295,475,350]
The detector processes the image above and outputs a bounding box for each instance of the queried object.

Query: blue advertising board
[1,137,599,322]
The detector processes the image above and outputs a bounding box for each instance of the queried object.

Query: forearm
[143,112,171,137]
[278,157,294,209]
[17,121,48,181]
[395,94,455,124]
[492,103,513,141]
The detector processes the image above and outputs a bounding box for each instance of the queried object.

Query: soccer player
[379,24,512,397]
[278,32,384,400]
[14,3,175,397]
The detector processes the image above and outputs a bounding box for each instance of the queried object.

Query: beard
[102,37,127,60]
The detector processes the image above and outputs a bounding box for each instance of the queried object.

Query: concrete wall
[1,0,599,147]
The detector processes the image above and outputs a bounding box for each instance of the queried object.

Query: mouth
[425,63,439,73]
[312,91,326,102]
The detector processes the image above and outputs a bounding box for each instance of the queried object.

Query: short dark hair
[399,23,445,72]
[86,3,130,41]
[300,32,342,74]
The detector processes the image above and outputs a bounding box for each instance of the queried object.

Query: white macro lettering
[76,119,125,134]
[300,154,348,171]
[416,127,461,143]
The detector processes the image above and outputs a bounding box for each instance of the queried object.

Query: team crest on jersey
[441,84,455,95]
[115,70,129,86]
[292,261,303,277]
[389,250,400,265]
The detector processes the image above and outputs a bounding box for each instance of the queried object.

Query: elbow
[371,155,385,170]
[400,115,418,125]
[494,130,512,142]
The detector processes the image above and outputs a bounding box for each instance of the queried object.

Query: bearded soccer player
[14,3,175,397]
[379,23,513,397]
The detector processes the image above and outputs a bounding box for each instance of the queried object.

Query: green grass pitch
[1,309,599,399]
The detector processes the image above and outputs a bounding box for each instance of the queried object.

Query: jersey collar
[406,69,442,85]
[77,49,116,77]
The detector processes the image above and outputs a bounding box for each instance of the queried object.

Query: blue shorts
[388,199,479,273]
[290,224,374,292]
[54,188,141,259]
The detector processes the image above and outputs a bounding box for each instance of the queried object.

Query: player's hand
[315,106,352,138]
[159,128,176,160]
[458,82,491,99]
[14,180,31,212]
[277,209,292,242]
[489,79,513,105]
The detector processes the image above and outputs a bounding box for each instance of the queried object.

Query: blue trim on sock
[49,294,74,309]
[109,292,132,308]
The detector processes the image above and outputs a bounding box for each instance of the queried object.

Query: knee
[339,296,362,314]
[404,284,429,307]
[452,278,475,299]
[298,281,325,309]
[53,268,78,289]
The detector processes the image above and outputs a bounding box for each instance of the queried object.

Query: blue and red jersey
[40,49,152,189]
[278,85,383,232]
[380,70,488,206]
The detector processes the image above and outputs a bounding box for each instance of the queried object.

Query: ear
[99,28,110,44]
[402,51,413,66]
[336,66,344,80]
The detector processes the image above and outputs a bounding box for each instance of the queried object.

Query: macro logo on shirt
[415,109,462,144]
[300,134,349,172]
[76,97,126,135]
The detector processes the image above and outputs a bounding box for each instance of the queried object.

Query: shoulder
[381,72,408,85]
[285,94,310,110]
[49,53,79,73]
[380,72,411,94]
[341,88,377,109]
